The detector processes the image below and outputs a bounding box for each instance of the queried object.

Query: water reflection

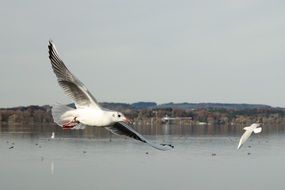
[51,161,54,175]
[0,123,284,139]
[0,124,285,190]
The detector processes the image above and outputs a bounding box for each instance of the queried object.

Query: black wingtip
[48,40,55,51]
[48,40,53,51]
[48,40,59,59]
[161,143,174,149]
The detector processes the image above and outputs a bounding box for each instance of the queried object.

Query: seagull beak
[124,117,131,124]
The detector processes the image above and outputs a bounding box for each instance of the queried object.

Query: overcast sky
[1,0,285,107]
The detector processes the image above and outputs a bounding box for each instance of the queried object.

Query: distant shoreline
[1,102,285,127]
[1,101,280,110]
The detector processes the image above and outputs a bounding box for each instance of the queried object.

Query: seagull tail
[51,104,83,129]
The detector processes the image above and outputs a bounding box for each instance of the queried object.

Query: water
[0,124,285,190]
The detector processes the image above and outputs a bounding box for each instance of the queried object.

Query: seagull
[237,123,262,149]
[48,40,173,151]
[51,132,55,139]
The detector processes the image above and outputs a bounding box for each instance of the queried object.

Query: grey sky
[1,0,285,107]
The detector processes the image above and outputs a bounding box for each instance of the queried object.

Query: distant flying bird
[237,123,262,149]
[48,41,173,151]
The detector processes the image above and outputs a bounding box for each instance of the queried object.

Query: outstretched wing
[237,130,252,149]
[48,40,101,110]
[106,122,174,151]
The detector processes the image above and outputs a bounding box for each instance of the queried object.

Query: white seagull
[51,132,55,139]
[237,123,262,149]
[48,41,173,151]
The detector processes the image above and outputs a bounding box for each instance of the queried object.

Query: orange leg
[62,117,79,129]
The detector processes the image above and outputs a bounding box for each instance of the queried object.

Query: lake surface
[0,124,284,190]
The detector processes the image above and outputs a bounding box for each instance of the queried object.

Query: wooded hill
[1,102,284,126]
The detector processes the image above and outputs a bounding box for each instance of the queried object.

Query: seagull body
[237,123,262,149]
[48,41,173,151]
[61,107,116,127]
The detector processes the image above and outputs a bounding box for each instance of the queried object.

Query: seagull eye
[118,114,121,118]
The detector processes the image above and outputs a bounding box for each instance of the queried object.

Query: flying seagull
[48,40,173,151]
[237,123,262,149]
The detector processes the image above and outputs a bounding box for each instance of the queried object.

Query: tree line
[1,105,285,126]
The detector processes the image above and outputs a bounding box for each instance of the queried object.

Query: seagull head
[250,123,261,128]
[111,111,130,123]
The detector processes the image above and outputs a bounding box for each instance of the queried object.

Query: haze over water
[0,124,284,190]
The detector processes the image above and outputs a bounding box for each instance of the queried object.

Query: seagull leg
[63,117,79,129]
